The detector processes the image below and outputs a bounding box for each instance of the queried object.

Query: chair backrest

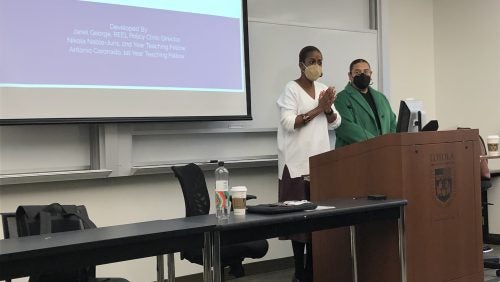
[9,205,98,282]
[1,214,16,282]
[15,203,96,237]
[172,163,211,217]
[1,212,18,239]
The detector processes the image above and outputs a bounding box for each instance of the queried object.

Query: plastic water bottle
[215,161,230,219]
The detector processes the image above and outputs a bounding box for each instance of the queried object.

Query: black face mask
[353,73,371,89]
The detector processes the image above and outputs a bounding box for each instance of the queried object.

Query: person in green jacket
[334,59,396,148]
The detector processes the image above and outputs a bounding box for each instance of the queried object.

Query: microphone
[347,101,369,141]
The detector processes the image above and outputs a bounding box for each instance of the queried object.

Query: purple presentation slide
[0,1,243,90]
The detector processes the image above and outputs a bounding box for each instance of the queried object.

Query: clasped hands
[319,86,336,112]
[298,86,336,127]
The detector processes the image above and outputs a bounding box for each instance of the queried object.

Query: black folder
[247,202,318,214]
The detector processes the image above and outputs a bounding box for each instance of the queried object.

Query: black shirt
[360,89,382,134]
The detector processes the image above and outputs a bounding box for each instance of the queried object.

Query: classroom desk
[0,198,407,282]
[0,217,215,281]
[211,198,407,282]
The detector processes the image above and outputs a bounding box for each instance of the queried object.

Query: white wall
[247,0,370,30]
[433,0,500,232]
[385,0,436,118]
[385,0,500,153]
[433,0,500,144]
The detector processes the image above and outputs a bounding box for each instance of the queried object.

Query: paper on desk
[283,200,310,206]
[312,206,336,210]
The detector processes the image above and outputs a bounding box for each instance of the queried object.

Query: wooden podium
[309,130,483,282]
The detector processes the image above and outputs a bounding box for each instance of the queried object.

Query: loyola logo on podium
[434,167,453,203]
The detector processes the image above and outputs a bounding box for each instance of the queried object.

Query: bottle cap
[218,161,224,166]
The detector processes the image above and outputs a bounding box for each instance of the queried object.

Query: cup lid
[231,186,247,192]
[487,135,500,141]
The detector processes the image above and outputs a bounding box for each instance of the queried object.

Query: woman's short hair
[299,46,321,63]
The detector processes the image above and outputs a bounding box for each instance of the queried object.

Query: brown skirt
[278,165,311,242]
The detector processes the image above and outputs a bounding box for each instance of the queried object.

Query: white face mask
[302,63,322,81]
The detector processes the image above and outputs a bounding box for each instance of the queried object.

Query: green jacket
[334,83,396,148]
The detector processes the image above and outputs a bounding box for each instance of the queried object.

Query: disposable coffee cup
[231,186,247,216]
[487,135,499,156]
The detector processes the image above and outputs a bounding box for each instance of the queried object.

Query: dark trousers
[279,166,313,281]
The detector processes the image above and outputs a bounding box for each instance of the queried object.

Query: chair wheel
[496,269,500,277]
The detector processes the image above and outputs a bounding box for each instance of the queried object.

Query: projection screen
[0,0,252,124]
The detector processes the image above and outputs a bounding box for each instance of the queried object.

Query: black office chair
[172,163,269,279]
[1,212,18,282]
[482,178,500,277]
[1,210,130,282]
[474,131,500,276]
[1,212,17,240]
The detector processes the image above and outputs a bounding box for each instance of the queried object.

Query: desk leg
[203,232,213,282]
[167,253,175,282]
[398,206,407,282]
[350,226,358,282]
[213,231,222,282]
[156,255,164,282]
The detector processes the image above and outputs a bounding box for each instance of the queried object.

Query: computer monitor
[396,99,438,133]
